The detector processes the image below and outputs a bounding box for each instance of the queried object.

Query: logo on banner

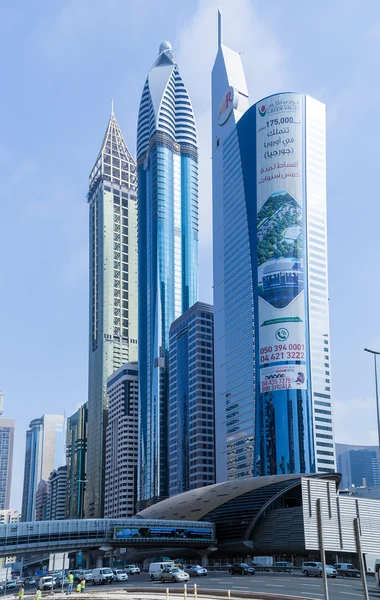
[275,328,289,341]
[258,104,266,117]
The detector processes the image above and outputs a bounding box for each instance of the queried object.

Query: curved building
[137,42,198,507]
[136,473,340,556]
[212,14,335,481]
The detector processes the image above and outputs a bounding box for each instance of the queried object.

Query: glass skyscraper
[212,14,335,481]
[137,41,198,507]
[21,414,64,521]
[0,419,14,510]
[66,403,87,519]
[86,109,138,517]
[168,302,215,496]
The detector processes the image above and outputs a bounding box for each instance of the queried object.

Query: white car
[125,565,140,575]
[160,567,189,584]
[112,570,128,582]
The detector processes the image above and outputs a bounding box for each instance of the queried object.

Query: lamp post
[364,348,380,458]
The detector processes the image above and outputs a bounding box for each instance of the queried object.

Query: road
[103,571,378,599]
[8,572,379,600]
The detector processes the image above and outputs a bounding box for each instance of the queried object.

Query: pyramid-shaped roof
[89,109,136,193]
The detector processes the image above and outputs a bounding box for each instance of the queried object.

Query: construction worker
[35,586,42,600]
[76,582,81,594]
[80,578,85,593]
[18,585,25,600]
[67,572,74,595]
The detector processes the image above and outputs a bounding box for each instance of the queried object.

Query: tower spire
[218,9,223,46]
[111,98,114,116]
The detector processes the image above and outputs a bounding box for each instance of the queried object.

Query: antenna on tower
[111,99,114,115]
[218,9,223,46]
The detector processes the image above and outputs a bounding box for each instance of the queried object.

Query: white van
[375,559,380,587]
[149,562,175,581]
[92,568,114,585]
[39,576,55,591]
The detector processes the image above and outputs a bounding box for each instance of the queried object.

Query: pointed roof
[89,109,136,194]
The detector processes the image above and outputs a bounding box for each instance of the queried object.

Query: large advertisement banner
[256,94,307,389]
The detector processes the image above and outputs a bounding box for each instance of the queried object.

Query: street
[40,571,380,600]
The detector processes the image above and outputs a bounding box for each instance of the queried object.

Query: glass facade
[0,420,14,510]
[168,303,215,495]
[212,35,335,481]
[21,414,64,522]
[86,111,138,517]
[66,404,87,519]
[137,42,198,507]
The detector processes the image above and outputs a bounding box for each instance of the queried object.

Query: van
[92,568,114,585]
[375,559,380,587]
[149,562,175,581]
[39,576,55,591]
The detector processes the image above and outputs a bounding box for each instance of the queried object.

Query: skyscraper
[168,302,215,496]
[66,403,87,519]
[0,418,14,510]
[46,466,68,521]
[86,109,138,517]
[212,13,334,481]
[137,41,198,506]
[105,362,138,517]
[21,414,64,521]
[338,448,380,488]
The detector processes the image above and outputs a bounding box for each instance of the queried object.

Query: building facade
[21,414,64,522]
[46,466,67,521]
[104,363,138,518]
[0,510,19,525]
[137,41,198,507]
[212,15,334,482]
[86,109,138,517]
[35,480,48,521]
[168,302,215,496]
[66,404,87,519]
[338,448,380,488]
[0,419,14,510]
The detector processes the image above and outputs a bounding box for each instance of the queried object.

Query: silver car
[302,562,337,578]
[160,567,189,584]
[184,565,208,577]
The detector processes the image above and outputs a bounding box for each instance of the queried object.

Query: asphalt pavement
[8,571,380,600]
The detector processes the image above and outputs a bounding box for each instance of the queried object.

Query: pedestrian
[76,583,81,594]
[67,573,74,596]
[80,578,85,594]
[18,585,25,600]
[35,586,42,600]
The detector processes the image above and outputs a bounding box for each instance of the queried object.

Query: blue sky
[1,0,379,509]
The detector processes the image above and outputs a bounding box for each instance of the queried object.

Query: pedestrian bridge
[0,519,216,557]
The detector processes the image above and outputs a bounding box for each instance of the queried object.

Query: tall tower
[137,41,198,507]
[86,109,138,517]
[21,414,64,521]
[212,14,334,481]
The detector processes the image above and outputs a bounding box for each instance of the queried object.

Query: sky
[0,0,379,510]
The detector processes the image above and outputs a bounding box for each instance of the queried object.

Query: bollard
[166,587,169,600]
[228,591,231,599]
[194,583,197,600]
[184,583,187,600]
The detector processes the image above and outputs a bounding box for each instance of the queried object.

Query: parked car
[24,577,36,587]
[54,575,69,588]
[92,568,114,585]
[112,569,128,582]
[124,565,140,575]
[334,563,360,578]
[302,562,337,578]
[184,565,208,577]
[273,561,293,573]
[39,576,55,591]
[230,563,255,576]
[160,567,189,584]
[5,580,16,589]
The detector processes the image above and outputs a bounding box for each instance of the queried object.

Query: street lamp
[364,348,380,457]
